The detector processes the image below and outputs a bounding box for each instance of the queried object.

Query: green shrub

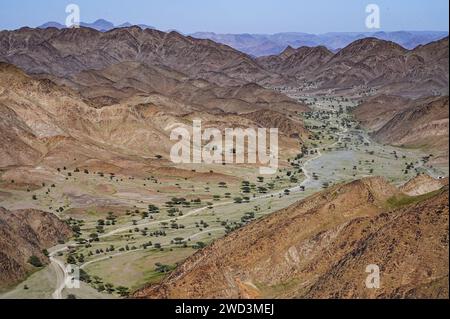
[28,255,43,267]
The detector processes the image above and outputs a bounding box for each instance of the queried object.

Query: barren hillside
[134,177,448,299]
[0,62,306,180]
[0,207,72,288]
[372,96,449,163]
[259,37,449,98]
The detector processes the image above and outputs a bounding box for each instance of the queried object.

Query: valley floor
[1,93,446,299]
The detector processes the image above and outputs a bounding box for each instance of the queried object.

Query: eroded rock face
[133,177,448,299]
[0,207,72,288]
[401,173,449,196]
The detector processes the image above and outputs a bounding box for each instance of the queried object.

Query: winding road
[50,255,68,299]
[49,247,70,299]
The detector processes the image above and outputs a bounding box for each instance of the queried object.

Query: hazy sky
[0,0,448,33]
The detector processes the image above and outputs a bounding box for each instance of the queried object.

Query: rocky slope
[61,61,309,113]
[134,177,449,299]
[306,186,448,299]
[257,45,334,77]
[0,207,72,288]
[352,94,449,166]
[400,173,448,196]
[371,96,449,162]
[352,95,412,132]
[242,109,308,138]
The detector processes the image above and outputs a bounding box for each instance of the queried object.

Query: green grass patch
[385,189,442,209]
[140,267,174,286]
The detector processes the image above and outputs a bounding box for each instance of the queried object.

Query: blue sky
[0,0,448,33]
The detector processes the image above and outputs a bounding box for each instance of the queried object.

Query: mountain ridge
[28,20,449,56]
[1,27,447,98]
[0,26,279,87]
[191,30,449,56]
[38,19,155,31]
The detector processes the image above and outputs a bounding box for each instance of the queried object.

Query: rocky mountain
[191,31,449,57]
[0,27,278,87]
[312,37,448,97]
[134,176,449,299]
[258,37,448,98]
[0,62,307,180]
[0,207,72,288]
[0,25,311,171]
[313,37,408,87]
[0,27,447,98]
[256,45,334,77]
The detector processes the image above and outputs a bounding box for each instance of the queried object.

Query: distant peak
[93,19,111,24]
[38,21,65,29]
[284,45,295,51]
[280,45,297,58]
[36,19,155,32]
[118,22,132,27]
[338,37,407,55]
